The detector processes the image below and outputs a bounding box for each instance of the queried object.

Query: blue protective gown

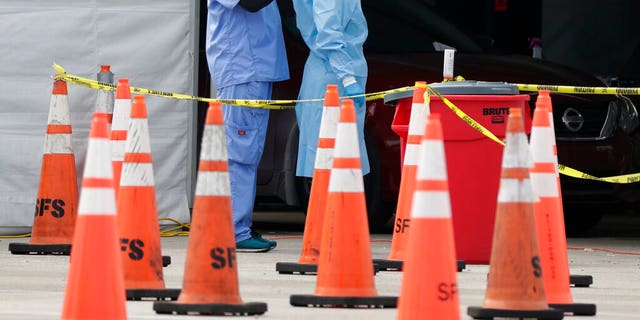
[206,0,289,242]
[292,0,370,177]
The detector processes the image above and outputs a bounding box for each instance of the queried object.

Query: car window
[363,0,483,54]
[277,0,484,55]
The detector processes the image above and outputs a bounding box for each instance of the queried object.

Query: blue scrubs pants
[217,82,271,242]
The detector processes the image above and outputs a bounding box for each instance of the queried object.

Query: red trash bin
[385,81,531,264]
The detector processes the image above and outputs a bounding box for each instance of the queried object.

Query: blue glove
[344,82,366,108]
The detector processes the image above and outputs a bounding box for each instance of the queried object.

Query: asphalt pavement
[0,211,639,319]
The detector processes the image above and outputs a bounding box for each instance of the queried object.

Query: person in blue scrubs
[292,0,370,180]
[206,0,289,252]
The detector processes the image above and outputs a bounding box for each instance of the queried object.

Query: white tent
[0,1,199,234]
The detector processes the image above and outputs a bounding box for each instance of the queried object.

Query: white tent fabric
[0,1,197,234]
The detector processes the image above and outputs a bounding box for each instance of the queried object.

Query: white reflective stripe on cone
[200,125,228,161]
[531,172,559,197]
[78,188,117,215]
[333,123,360,159]
[126,119,152,153]
[417,140,447,180]
[411,191,451,218]
[84,139,112,178]
[531,126,556,164]
[497,178,537,203]
[44,134,73,154]
[407,102,428,136]
[48,95,71,124]
[111,140,126,161]
[501,132,532,168]
[111,100,131,131]
[314,147,333,169]
[318,107,340,139]
[328,168,364,192]
[403,143,421,166]
[120,163,155,186]
[195,171,231,196]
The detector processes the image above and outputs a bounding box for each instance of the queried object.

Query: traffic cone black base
[468,306,563,319]
[275,262,318,275]
[8,245,171,264]
[290,294,397,308]
[276,262,380,275]
[373,259,466,272]
[153,301,267,316]
[8,243,70,255]
[549,303,596,316]
[372,259,402,271]
[7,244,168,265]
[127,288,181,301]
[570,274,593,287]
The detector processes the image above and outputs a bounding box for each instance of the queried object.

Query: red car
[199,0,640,234]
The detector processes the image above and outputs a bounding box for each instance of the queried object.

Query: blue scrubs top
[206,0,290,89]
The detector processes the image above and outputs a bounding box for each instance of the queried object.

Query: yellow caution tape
[424,84,506,146]
[558,165,640,184]
[515,83,640,95]
[53,63,413,109]
[53,64,639,184]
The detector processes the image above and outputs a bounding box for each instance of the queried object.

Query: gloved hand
[344,82,366,108]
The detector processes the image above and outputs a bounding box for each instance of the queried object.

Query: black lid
[384,80,520,105]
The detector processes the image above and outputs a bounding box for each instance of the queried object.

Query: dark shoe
[251,230,277,248]
[236,231,277,253]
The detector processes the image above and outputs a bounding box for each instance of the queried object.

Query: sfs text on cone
[117,96,180,301]
[397,113,461,320]
[467,108,563,320]
[375,81,429,271]
[276,84,340,275]
[375,81,465,272]
[9,78,78,255]
[290,100,396,308]
[153,102,267,316]
[530,91,596,315]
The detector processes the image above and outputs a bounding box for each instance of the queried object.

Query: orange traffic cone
[9,78,78,255]
[397,113,460,319]
[96,65,115,125]
[117,95,180,301]
[375,81,428,271]
[537,91,593,288]
[276,84,340,275]
[374,82,465,272]
[153,102,267,316]
[110,78,132,200]
[531,91,596,315]
[61,111,126,320]
[467,108,563,320]
[290,100,397,308]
